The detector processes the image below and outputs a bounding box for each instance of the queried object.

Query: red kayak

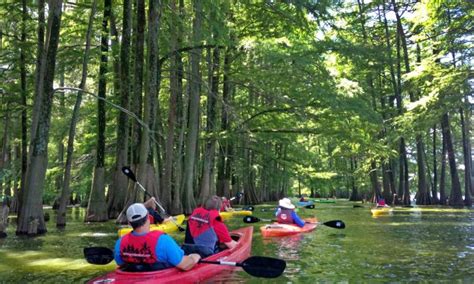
[88,226,253,284]
[260,218,318,237]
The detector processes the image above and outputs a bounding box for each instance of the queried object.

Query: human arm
[113,238,124,266]
[213,217,237,249]
[156,234,200,271]
[291,211,306,227]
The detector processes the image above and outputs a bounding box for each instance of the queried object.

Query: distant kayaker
[114,203,201,271]
[220,196,234,212]
[376,197,389,208]
[275,198,306,227]
[183,195,238,257]
[299,195,307,202]
[143,197,172,224]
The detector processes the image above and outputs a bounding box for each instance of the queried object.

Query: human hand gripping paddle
[121,166,185,232]
[243,216,345,229]
[83,247,286,278]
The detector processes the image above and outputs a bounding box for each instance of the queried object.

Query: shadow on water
[0,201,473,283]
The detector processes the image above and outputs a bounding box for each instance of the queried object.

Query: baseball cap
[126,203,148,222]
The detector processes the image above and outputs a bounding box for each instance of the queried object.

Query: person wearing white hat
[275,198,305,227]
[114,203,201,271]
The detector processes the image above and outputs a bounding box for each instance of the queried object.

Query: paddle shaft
[122,167,184,231]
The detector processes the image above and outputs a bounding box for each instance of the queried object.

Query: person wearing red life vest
[275,198,306,227]
[220,196,233,212]
[183,196,237,257]
[114,203,201,271]
[143,197,172,224]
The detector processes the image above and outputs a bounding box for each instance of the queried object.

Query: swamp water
[0,201,472,283]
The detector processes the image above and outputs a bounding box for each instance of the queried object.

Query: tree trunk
[183,0,203,214]
[130,0,146,165]
[56,0,97,228]
[431,125,439,203]
[85,0,111,222]
[17,0,63,235]
[441,113,463,206]
[459,108,472,206]
[19,0,28,215]
[439,133,447,205]
[216,48,233,198]
[108,0,131,219]
[199,45,220,202]
[349,157,359,201]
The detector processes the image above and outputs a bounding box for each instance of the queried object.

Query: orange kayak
[260,218,318,237]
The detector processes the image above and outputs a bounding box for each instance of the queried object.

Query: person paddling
[183,195,237,258]
[376,197,389,208]
[143,197,173,224]
[220,196,234,212]
[275,198,306,228]
[114,203,201,271]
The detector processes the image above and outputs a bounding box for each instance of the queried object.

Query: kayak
[117,214,185,237]
[260,218,318,238]
[296,201,314,207]
[220,210,252,220]
[88,226,253,284]
[371,207,393,216]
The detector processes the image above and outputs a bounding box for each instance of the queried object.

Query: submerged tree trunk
[85,0,111,222]
[439,133,447,205]
[57,0,97,228]
[108,0,131,219]
[459,108,472,206]
[441,113,463,206]
[17,0,63,235]
[183,0,203,214]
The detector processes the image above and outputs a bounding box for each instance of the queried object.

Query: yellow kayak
[371,207,393,216]
[220,210,252,220]
[117,214,185,237]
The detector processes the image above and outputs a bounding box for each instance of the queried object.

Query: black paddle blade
[121,166,137,182]
[84,247,114,265]
[305,204,315,209]
[241,256,286,278]
[243,205,255,211]
[323,220,345,229]
[243,216,259,223]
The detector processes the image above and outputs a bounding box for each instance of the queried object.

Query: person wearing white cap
[275,198,305,227]
[114,203,201,271]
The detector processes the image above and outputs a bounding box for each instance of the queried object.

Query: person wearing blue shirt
[114,203,201,271]
[275,198,306,227]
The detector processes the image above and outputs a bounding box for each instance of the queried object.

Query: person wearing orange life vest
[275,198,306,227]
[183,196,237,258]
[114,203,201,271]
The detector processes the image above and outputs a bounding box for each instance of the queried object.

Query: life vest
[120,230,163,264]
[276,207,294,224]
[220,200,231,211]
[187,207,219,250]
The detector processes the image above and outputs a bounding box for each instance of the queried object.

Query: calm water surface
[0,201,472,283]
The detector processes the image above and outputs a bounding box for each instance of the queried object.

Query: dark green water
[0,201,472,283]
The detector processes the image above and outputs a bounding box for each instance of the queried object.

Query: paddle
[121,166,185,232]
[200,256,286,278]
[243,215,345,229]
[84,247,286,278]
[234,205,254,211]
[260,203,314,211]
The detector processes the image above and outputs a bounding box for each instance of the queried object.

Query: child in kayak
[275,198,306,227]
[183,195,237,257]
[114,203,201,272]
